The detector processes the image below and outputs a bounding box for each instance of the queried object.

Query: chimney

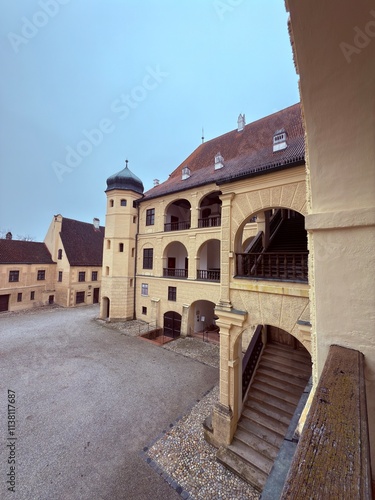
[214,152,225,170]
[153,179,159,187]
[237,113,246,132]
[93,218,100,231]
[6,232,12,240]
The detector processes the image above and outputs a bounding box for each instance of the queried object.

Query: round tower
[100,161,144,321]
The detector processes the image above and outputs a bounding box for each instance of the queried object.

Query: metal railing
[196,269,220,281]
[163,268,188,278]
[198,216,221,228]
[164,220,191,231]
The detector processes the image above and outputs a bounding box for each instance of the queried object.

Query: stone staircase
[217,342,312,492]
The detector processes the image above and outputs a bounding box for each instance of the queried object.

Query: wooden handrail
[281,345,372,499]
[236,252,308,282]
[242,324,263,399]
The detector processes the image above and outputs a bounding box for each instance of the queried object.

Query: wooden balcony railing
[281,345,372,499]
[196,269,220,282]
[242,324,263,399]
[236,252,308,282]
[164,220,190,231]
[163,268,188,278]
[198,216,221,228]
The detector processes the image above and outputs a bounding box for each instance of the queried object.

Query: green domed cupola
[106,160,144,194]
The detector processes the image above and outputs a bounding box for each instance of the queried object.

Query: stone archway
[101,297,110,319]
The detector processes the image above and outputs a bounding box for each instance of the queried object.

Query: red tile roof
[0,240,54,264]
[143,103,304,200]
[60,218,104,267]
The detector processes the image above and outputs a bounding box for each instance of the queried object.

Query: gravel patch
[162,337,220,368]
[145,385,259,500]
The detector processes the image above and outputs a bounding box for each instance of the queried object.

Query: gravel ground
[145,386,259,500]
[104,319,259,499]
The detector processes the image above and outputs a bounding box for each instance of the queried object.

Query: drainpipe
[133,200,140,320]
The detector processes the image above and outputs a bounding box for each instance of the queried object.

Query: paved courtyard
[0,306,219,499]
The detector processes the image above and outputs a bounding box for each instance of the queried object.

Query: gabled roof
[0,240,54,265]
[143,103,304,200]
[60,218,104,267]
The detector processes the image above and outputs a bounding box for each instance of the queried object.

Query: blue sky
[0,0,299,241]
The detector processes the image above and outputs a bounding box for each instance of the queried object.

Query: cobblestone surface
[99,318,259,499]
[146,386,259,500]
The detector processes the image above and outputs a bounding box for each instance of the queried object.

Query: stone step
[245,398,293,425]
[229,438,274,475]
[253,378,303,403]
[235,428,280,462]
[237,415,284,448]
[216,446,267,493]
[265,343,311,364]
[261,352,312,376]
[256,365,308,389]
[251,381,301,406]
[249,389,295,417]
[242,406,289,436]
[259,357,311,380]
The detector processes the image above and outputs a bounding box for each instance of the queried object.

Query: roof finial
[201,127,204,144]
[125,159,128,168]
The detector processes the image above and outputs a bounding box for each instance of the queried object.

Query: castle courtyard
[0,306,225,499]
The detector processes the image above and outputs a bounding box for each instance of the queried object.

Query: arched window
[109,199,114,207]
[119,243,124,252]
[58,249,62,260]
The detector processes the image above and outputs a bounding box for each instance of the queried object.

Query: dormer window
[215,153,225,170]
[182,166,191,180]
[273,129,288,152]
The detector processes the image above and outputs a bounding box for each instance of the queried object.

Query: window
[130,279,133,287]
[121,199,127,206]
[78,272,85,282]
[168,286,177,301]
[146,208,155,226]
[142,306,147,315]
[9,271,19,282]
[76,291,85,304]
[141,283,149,296]
[30,291,35,300]
[37,270,45,281]
[58,249,62,260]
[133,216,137,224]
[109,199,114,207]
[107,240,111,249]
[119,243,124,252]
[106,266,109,276]
[92,271,98,281]
[131,248,135,257]
[133,201,137,209]
[17,293,22,302]
[143,248,153,269]
[58,271,63,282]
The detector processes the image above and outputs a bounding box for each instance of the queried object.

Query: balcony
[164,220,191,232]
[198,216,221,228]
[163,268,188,278]
[197,269,220,282]
[236,252,308,282]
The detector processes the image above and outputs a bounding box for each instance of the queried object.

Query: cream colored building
[0,216,104,313]
[286,0,375,491]
[44,215,104,307]
[0,237,56,312]
[100,104,311,469]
